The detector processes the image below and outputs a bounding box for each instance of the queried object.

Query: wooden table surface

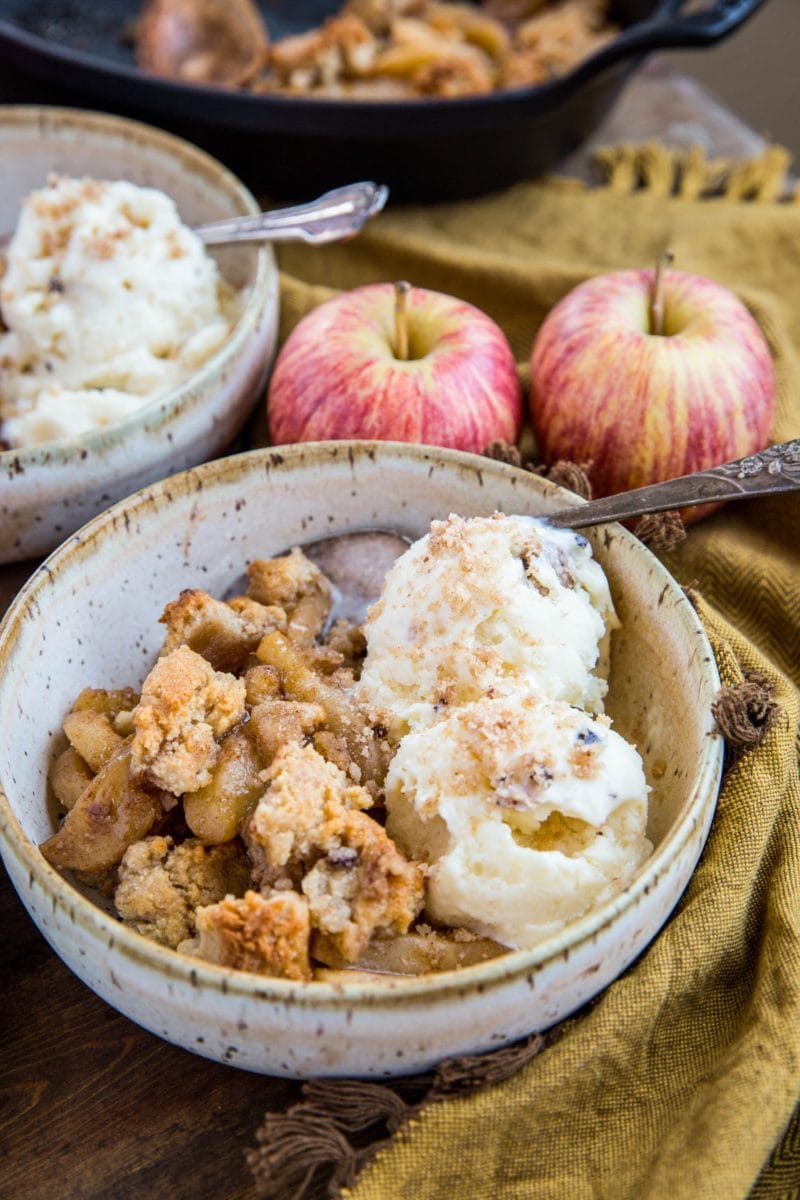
[0,62,773,1200]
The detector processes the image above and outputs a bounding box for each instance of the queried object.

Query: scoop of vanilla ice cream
[385,692,651,949]
[0,176,238,446]
[357,512,616,736]
[0,384,153,445]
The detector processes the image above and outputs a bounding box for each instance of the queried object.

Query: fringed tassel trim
[247,1034,545,1199]
[593,141,796,202]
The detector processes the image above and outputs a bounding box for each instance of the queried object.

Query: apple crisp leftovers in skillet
[137,0,618,100]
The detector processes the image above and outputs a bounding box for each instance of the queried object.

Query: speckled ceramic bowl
[0,443,723,1078]
[0,105,279,564]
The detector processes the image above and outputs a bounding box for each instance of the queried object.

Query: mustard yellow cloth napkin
[267,150,800,1200]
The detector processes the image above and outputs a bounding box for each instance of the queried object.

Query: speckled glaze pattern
[0,105,279,564]
[0,443,724,1078]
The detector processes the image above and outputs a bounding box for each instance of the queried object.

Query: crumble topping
[131,645,246,795]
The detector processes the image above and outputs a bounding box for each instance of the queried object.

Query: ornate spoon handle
[546,440,800,529]
[193,181,389,246]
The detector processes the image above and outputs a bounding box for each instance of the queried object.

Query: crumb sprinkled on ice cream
[357,511,617,736]
[0,175,239,446]
[385,689,651,949]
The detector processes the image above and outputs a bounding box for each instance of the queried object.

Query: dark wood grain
[0,559,36,617]
[0,856,300,1200]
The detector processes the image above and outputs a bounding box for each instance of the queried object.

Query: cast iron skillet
[0,0,768,201]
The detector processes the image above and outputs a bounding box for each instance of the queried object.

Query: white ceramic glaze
[0,443,724,1078]
[0,105,279,564]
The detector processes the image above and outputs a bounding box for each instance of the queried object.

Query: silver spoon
[193,180,389,246]
[286,441,800,596]
[0,180,389,254]
[260,443,799,618]
[545,439,800,529]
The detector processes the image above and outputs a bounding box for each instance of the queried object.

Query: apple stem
[650,251,675,336]
[394,280,411,361]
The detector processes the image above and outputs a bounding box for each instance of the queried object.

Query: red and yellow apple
[267,282,523,452]
[530,265,776,522]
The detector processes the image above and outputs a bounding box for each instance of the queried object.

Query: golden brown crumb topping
[188,890,313,981]
[247,742,424,962]
[246,742,373,888]
[115,835,251,947]
[247,547,332,641]
[248,699,327,766]
[131,645,246,795]
[159,588,285,674]
[304,806,425,962]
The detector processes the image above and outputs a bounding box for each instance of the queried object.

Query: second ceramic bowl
[0,104,279,564]
[0,442,723,1077]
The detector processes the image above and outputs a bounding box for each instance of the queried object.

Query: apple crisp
[41,545,434,981]
[137,0,617,100]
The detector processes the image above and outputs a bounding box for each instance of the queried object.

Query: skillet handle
[584,0,768,71]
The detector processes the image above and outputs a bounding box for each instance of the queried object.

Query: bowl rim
[0,440,724,1009]
[0,103,275,469]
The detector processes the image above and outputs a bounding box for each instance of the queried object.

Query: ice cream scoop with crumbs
[0,175,239,447]
[360,512,651,950]
[386,691,651,949]
[357,512,616,737]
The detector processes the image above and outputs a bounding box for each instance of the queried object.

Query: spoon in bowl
[0,181,389,258]
[280,440,800,620]
[545,439,800,529]
[193,180,389,246]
